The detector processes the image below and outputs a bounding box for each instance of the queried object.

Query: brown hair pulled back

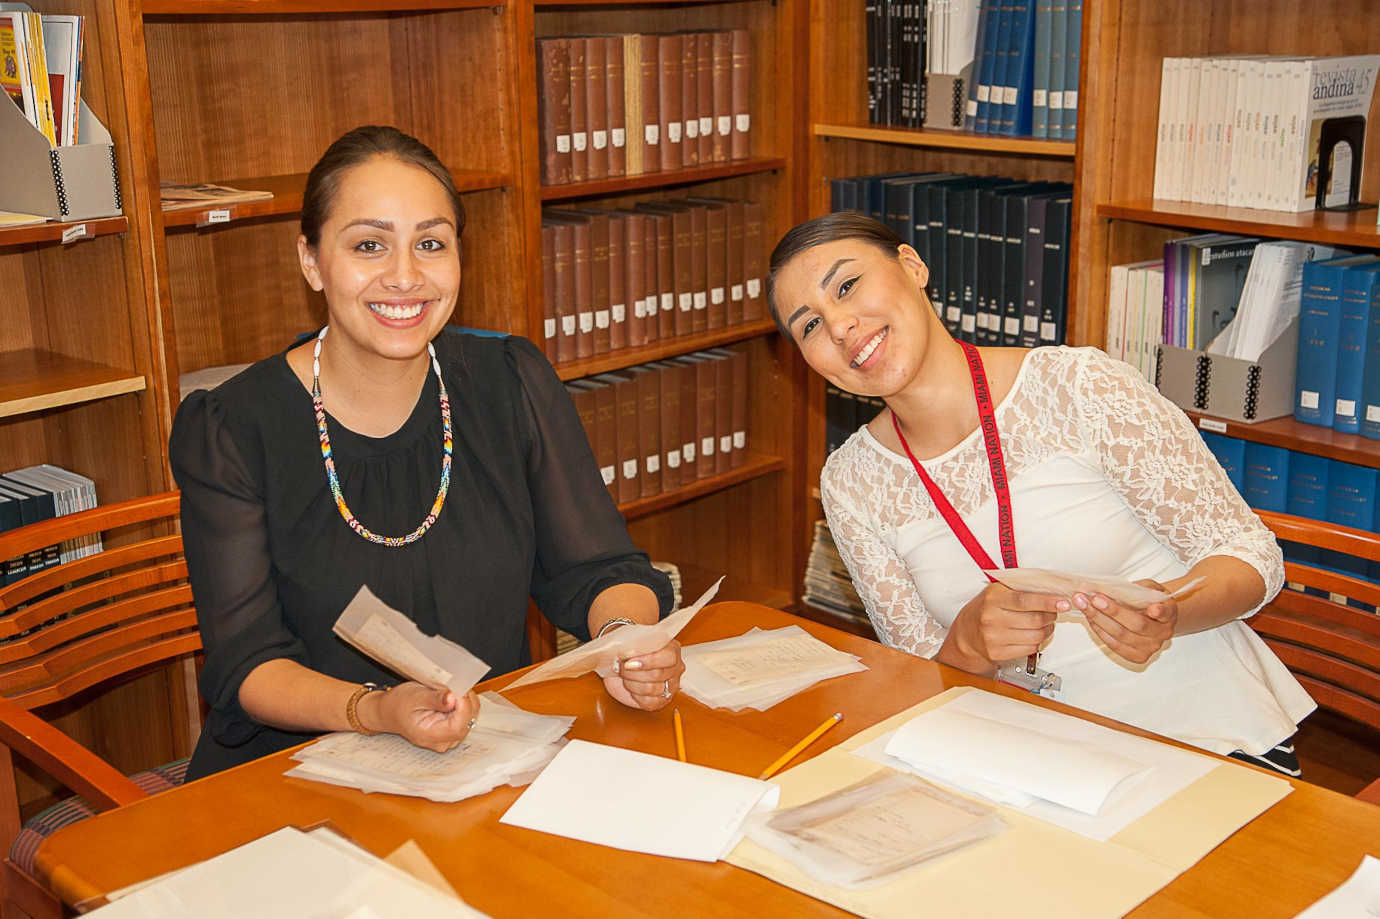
[765,212,904,336]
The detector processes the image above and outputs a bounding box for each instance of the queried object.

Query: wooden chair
[0,492,199,919]
[1253,510,1380,738]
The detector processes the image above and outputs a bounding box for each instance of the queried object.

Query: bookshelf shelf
[143,0,500,14]
[0,217,128,249]
[0,351,146,418]
[619,452,785,522]
[554,319,776,381]
[812,123,1077,158]
[540,157,787,202]
[161,170,513,230]
[1186,411,1380,471]
[794,600,876,639]
[1096,201,1380,249]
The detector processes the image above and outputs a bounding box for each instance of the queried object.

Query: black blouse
[170,331,672,779]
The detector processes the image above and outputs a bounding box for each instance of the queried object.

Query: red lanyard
[890,342,1017,576]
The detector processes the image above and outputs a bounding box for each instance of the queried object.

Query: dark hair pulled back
[765,212,904,336]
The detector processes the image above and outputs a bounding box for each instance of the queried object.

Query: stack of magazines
[681,625,867,711]
[285,692,575,803]
[802,520,871,629]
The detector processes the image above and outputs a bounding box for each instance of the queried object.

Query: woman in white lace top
[768,213,1313,769]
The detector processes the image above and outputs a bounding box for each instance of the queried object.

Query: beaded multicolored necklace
[312,327,452,546]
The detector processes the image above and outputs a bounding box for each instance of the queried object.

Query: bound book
[627,365,663,498]
[607,213,628,352]
[605,36,627,177]
[696,31,714,165]
[681,33,700,168]
[541,224,559,362]
[536,38,572,185]
[637,34,660,173]
[743,201,765,322]
[658,34,684,171]
[730,29,751,159]
[649,360,683,491]
[711,31,732,163]
[540,219,578,363]
[584,37,609,181]
[568,38,589,182]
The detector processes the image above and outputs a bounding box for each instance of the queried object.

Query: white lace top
[822,346,1315,755]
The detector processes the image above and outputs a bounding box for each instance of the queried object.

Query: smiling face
[772,238,938,397]
[297,154,461,366]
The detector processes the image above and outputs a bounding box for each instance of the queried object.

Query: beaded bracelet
[595,617,637,639]
[345,682,388,735]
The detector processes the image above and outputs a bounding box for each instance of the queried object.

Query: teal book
[1030,0,1055,138]
[1332,261,1380,434]
[1241,443,1290,512]
[1295,255,1380,427]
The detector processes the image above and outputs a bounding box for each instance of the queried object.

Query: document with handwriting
[334,585,490,697]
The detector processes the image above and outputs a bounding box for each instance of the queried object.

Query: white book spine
[1153,58,1177,200]
[1189,58,1216,204]
[1215,59,1241,206]
[1144,266,1166,383]
[1176,59,1202,202]
[1106,263,1130,361]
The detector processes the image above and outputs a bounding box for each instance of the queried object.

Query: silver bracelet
[595,616,637,639]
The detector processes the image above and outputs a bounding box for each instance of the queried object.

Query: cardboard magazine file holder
[1154,323,1297,424]
[923,61,975,130]
[0,98,122,221]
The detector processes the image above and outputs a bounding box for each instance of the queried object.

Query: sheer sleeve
[507,338,673,637]
[170,392,309,746]
[1073,350,1284,615]
[820,448,947,657]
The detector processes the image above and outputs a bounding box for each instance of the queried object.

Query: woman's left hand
[1074,579,1178,664]
[603,640,685,712]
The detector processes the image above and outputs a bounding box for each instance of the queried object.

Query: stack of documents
[681,625,868,711]
[286,692,576,802]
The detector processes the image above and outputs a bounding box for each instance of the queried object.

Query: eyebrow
[819,258,854,291]
[786,305,810,329]
[341,217,455,232]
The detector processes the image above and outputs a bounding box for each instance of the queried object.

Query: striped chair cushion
[8,758,189,875]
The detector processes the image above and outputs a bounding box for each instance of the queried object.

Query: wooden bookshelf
[619,453,785,521]
[1186,412,1380,471]
[0,218,129,248]
[1095,200,1380,250]
[0,351,146,418]
[555,320,777,380]
[144,0,499,13]
[540,157,786,202]
[813,123,1077,158]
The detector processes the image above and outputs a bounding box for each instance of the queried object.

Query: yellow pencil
[757,712,843,780]
[673,708,686,763]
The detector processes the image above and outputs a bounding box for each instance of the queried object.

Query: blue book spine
[1361,274,1380,440]
[1286,451,1332,520]
[1031,0,1054,138]
[964,0,996,131]
[978,1,1014,133]
[1200,432,1246,493]
[1241,443,1291,512]
[1335,263,1380,434]
[1295,258,1350,427]
[1046,0,1066,139]
[1325,460,1378,609]
[999,0,1037,135]
[1062,0,1082,139]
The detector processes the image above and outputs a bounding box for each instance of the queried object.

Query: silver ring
[662,679,672,699]
[467,717,476,729]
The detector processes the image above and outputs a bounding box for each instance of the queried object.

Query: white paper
[986,568,1205,608]
[499,739,778,862]
[1295,855,1380,918]
[854,690,1221,840]
[503,577,722,690]
[333,585,490,698]
[681,626,868,711]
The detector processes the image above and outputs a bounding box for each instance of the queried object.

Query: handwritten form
[334,585,490,697]
[682,626,868,711]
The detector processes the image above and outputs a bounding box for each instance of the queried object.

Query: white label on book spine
[966,100,978,117]
[1065,91,1078,110]
[1033,89,1048,106]
[947,306,961,322]
[734,431,745,448]
[634,299,647,318]
[702,437,715,456]
[1300,391,1320,410]
[683,442,696,462]
[694,292,707,310]
[562,316,576,336]
[1337,399,1357,417]
[961,315,976,333]
[646,124,660,145]
[736,114,750,132]
[662,293,674,312]
[711,288,725,304]
[1002,86,1017,105]
[1049,92,1064,110]
[667,450,682,468]
[1040,320,1056,340]
[612,303,626,322]
[1024,315,1039,332]
[977,85,991,102]
[646,295,659,315]
[1005,317,1020,336]
[623,460,637,480]
[746,279,761,298]
[601,466,615,486]
[718,116,732,136]
[544,319,557,339]
[61,224,88,244]
[1368,405,1380,423]
[679,293,693,311]
[731,284,744,301]
[595,310,610,329]
[574,132,588,151]
[579,312,594,333]
[699,116,712,135]
[593,130,608,150]
[686,120,699,139]
[612,128,626,148]
[668,122,682,143]
[647,455,660,473]
[557,134,571,153]
[1198,417,1228,434]
[720,435,732,453]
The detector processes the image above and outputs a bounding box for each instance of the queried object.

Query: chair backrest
[1253,510,1380,733]
[0,492,199,711]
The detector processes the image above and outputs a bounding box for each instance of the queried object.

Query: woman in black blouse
[171,126,678,779]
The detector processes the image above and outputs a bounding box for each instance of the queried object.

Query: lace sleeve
[821,449,947,657]
[1073,351,1284,615]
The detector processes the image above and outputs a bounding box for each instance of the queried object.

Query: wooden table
[36,603,1380,917]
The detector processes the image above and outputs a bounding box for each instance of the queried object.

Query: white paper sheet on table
[499,738,779,862]
[853,689,1219,841]
[985,568,1205,608]
[334,585,491,698]
[1295,855,1380,917]
[681,626,869,711]
[503,577,723,690]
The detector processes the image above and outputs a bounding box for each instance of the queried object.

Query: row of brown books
[566,349,748,504]
[536,30,752,186]
[541,198,767,364]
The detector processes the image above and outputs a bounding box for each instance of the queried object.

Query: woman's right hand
[937,583,1064,675]
[364,683,480,753]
